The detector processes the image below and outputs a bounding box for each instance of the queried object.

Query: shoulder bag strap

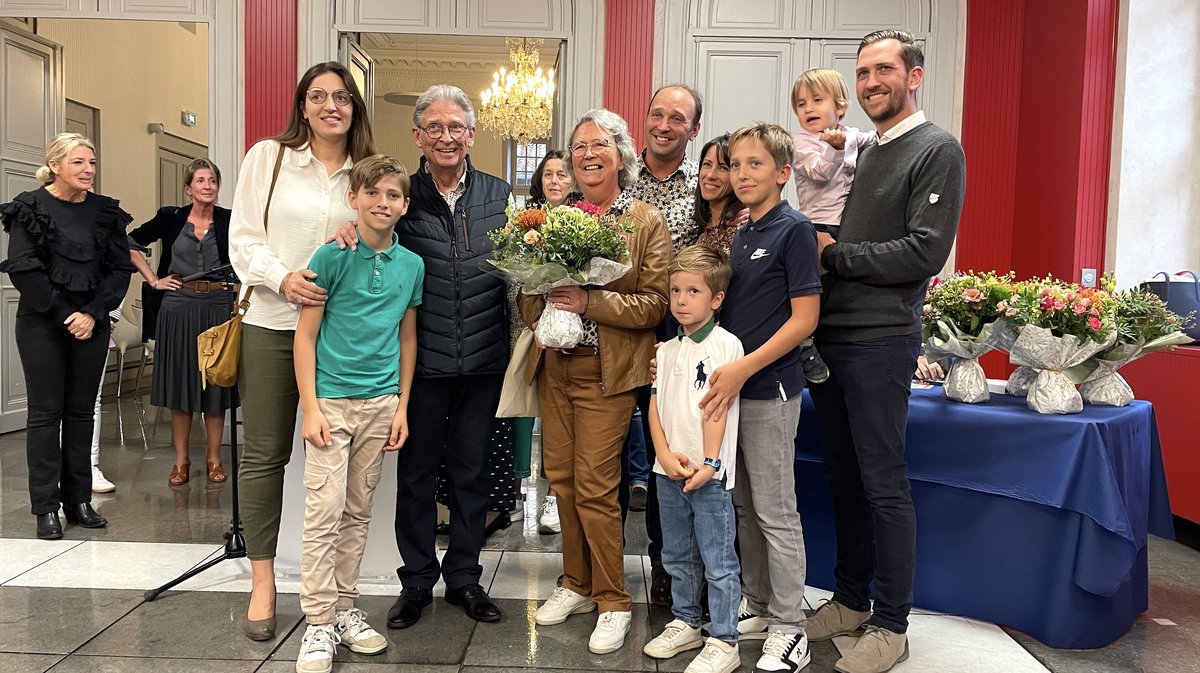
[236,143,285,313]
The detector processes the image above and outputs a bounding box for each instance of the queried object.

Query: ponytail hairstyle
[36,132,96,184]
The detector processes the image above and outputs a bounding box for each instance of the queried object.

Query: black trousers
[808,332,921,634]
[394,373,503,590]
[16,313,110,515]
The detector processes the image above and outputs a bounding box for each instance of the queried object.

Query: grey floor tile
[259,663,458,673]
[0,653,63,673]
[463,599,655,671]
[45,655,260,672]
[0,587,143,655]
[77,590,303,660]
[273,594,477,666]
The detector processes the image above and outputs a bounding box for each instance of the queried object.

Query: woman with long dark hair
[1,132,134,539]
[692,133,744,255]
[228,61,376,642]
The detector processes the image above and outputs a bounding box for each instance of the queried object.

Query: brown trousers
[538,350,636,612]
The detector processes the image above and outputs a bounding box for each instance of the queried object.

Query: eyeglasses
[306,88,353,106]
[419,123,470,140]
[570,139,613,156]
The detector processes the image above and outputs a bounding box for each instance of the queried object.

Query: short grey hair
[413,84,476,128]
[565,108,638,190]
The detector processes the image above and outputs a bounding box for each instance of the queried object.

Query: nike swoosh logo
[750,248,770,260]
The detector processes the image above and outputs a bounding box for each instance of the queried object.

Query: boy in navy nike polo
[701,123,821,673]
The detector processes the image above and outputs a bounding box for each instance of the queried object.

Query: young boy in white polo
[293,154,424,673]
[644,244,745,673]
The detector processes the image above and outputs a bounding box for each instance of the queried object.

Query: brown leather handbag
[197,144,283,389]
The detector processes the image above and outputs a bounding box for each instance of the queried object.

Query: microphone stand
[145,268,245,600]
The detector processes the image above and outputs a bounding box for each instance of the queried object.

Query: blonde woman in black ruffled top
[0,132,134,540]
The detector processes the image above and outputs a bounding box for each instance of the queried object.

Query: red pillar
[244,0,298,151]
[603,0,655,150]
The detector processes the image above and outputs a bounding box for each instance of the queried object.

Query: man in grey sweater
[805,30,966,673]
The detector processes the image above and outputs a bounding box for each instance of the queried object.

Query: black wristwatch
[703,457,722,470]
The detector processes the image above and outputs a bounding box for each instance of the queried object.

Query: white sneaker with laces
[686,637,741,673]
[589,610,632,654]
[643,619,704,658]
[538,495,561,534]
[295,624,340,673]
[510,496,526,523]
[334,607,386,654]
[755,631,811,673]
[91,466,115,494]
[535,586,596,625]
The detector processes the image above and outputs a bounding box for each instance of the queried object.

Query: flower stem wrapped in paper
[1005,278,1117,414]
[1072,285,1195,406]
[921,271,1016,403]
[487,201,632,348]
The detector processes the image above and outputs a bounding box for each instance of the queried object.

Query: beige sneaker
[833,625,909,673]
[806,600,871,641]
[334,607,387,655]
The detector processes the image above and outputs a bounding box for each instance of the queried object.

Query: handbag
[1140,271,1200,342]
[496,328,539,417]
[197,144,284,389]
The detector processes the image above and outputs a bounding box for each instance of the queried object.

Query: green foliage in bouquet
[1109,287,1195,345]
[921,271,1016,338]
[488,202,632,273]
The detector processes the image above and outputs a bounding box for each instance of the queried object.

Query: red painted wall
[603,0,655,150]
[244,0,297,151]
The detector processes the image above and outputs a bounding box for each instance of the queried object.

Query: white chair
[110,300,143,399]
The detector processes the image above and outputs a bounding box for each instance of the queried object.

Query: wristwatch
[703,457,722,470]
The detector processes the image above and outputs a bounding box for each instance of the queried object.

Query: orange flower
[514,209,547,229]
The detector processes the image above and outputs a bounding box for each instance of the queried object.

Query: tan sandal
[207,462,227,483]
[168,463,190,486]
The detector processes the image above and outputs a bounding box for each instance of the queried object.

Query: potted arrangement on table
[1004,278,1116,414]
[487,201,632,348]
[921,271,1016,403]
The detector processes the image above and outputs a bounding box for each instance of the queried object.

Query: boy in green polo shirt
[293,154,423,673]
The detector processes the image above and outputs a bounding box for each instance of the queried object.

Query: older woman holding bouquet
[520,109,670,654]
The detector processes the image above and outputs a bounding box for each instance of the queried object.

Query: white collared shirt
[229,140,356,330]
[877,110,927,145]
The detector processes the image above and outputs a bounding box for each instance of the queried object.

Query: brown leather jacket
[519,198,670,396]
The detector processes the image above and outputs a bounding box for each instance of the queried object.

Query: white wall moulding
[822,0,926,33]
[340,0,447,30]
[703,0,797,31]
[98,0,208,17]
[0,0,82,15]
[0,0,209,20]
[461,0,561,31]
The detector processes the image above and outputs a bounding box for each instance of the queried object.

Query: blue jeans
[624,409,650,487]
[657,473,742,643]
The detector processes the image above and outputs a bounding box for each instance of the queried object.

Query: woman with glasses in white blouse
[228,61,377,642]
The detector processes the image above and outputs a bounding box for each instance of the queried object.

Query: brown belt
[182,280,239,294]
[556,346,599,356]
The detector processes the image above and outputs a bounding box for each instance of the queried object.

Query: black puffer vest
[396,156,512,377]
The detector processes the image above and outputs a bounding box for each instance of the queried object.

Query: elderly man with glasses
[380,83,513,629]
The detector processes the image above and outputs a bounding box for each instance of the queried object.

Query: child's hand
[384,407,409,451]
[699,360,749,422]
[821,127,847,151]
[302,411,332,448]
[683,464,716,493]
[662,451,696,480]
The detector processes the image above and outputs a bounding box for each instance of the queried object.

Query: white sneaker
[644,619,704,659]
[510,496,526,523]
[91,466,115,494]
[535,586,596,625]
[687,637,741,673]
[755,631,811,672]
[538,495,561,534]
[295,624,339,673]
[334,607,386,655]
[738,597,769,640]
[588,610,632,654]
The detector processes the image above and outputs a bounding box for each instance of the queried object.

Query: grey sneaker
[833,625,908,673]
[799,342,830,384]
[334,607,386,654]
[806,600,870,642]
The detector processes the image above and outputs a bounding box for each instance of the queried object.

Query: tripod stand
[145,275,246,601]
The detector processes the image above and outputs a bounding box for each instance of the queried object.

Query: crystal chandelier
[480,38,556,142]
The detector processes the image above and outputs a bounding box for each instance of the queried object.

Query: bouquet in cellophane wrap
[921,271,1016,403]
[487,201,632,348]
[1071,285,1194,406]
[1005,278,1116,414]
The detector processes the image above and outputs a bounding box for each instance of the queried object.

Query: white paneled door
[0,25,62,433]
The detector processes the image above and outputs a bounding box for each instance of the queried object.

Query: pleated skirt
[150,290,240,413]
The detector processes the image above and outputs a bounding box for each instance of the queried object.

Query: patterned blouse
[695,215,739,256]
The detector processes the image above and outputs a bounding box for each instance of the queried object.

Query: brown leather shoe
[168,463,190,486]
[207,462,227,483]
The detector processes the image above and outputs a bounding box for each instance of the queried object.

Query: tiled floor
[1,396,1199,672]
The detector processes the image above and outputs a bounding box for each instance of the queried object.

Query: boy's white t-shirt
[651,320,744,490]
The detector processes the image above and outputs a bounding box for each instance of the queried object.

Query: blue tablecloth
[794,386,1174,649]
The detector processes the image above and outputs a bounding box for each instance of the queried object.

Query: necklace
[189,219,211,238]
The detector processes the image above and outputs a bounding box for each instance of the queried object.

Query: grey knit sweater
[817,121,966,342]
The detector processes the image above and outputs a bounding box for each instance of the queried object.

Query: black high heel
[63,503,107,528]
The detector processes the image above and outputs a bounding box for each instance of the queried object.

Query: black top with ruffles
[0,187,135,324]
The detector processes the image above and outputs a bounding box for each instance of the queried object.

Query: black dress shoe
[63,503,107,528]
[484,513,511,538]
[650,564,672,607]
[387,586,432,629]
[435,522,450,536]
[36,512,63,540]
[445,583,502,622]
